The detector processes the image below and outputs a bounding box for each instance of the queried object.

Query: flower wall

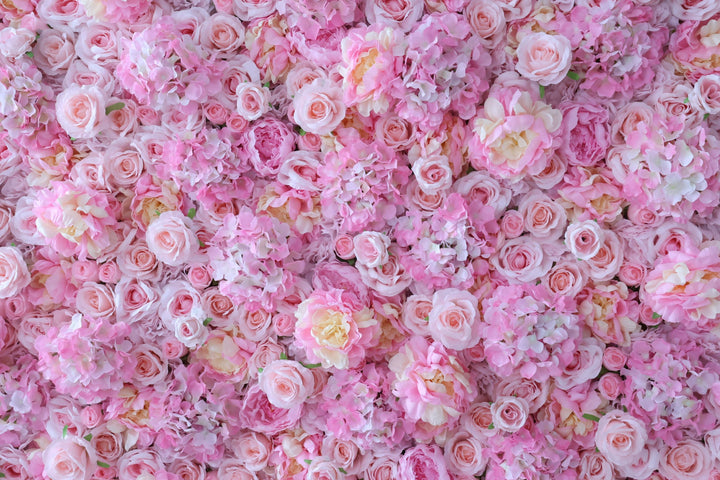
[1,0,720,479]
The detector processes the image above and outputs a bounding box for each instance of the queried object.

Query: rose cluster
[2,0,720,480]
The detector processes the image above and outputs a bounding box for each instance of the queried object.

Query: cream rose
[353,231,390,268]
[42,438,96,480]
[292,79,346,135]
[145,211,196,267]
[515,32,572,86]
[0,246,30,299]
[594,410,648,466]
[258,359,315,409]
[55,85,108,139]
[427,288,481,351]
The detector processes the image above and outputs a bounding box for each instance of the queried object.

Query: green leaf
[487,423,494,430]
[582,413,601,422]
[0,472,5,478]
[280,352,288,360]
[539,84,545,99]
[63,425,68,438]
[705,113,710,120]
[203,317,212,326]
[652,312,661,320]
[304,459,312,465]
[297,127,307,136]
[25,51,34,58]
[97,461,110,468]
[567,71,580,80]
[683,97,689,104]
[301,362,322,369]
[258,367,263,373]
[263,82,270,88]
[83,434,92,441]
[423,316,429,322]
[70,137,76,141]
[10,242,15,247]
[187,207,197,219]
[339,467,347,474]
[105,102,125,114]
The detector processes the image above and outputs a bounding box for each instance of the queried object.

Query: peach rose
[258,359,315,409]
[230,432,270,472]
[365,0,423,32]
[501,210,524,238]
[659,441,713,480]
[515,32,572,86]
[0,247,30,299]
[132,345,168,386]
[427,288,481,351]
[42,438,96,480]
[56,85,108,139]
[543,260,586,297]
[690,74,720,114]
[578,451,614,480]
[292,79,346,135]
[490,396,529,433]
[519,190,567,239]
[199,12,245,54]
[145,211,196,267]
[594,410,647,466]
[375,114,414,150]
[34,29,75,75]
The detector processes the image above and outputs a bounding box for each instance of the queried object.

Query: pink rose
[412,155,453,194]
[321,437,366,475]
[90,429,122,463]
[595,410,648,466]
[76,282,115,318]
[453,171,511,218]
[444,430,487,476]
[565,221,605,260]
[515,32,572,86]
[237,307,272,341]
[131,345,168,386]
[292,79,346,135]
[75,23,118,67]
[278,151,324,191]
[232,0,276,20]
[401,294,432,336]
[558,100,610,167]
[691,74,720,114]
[355,246,412,296]
[669,0,720,20]
[578,451,614,480]
[501,210,524,238]
[465,0,506,48]
[174,316,208,349]
[187,265,212,289]
[518,190,567,239]
[199,13,245,55]
[334,234,355,260]
[235,82,271,121]
[34,29,75,75]
[229,432,270,472]
[375,114,415,150]
[659,441,713,480]
[55,85,108,139]
[610,102,654,145]
[216,460,255,480]
[0,27,35,59]
[365,455,398,480]
[618,262,646,286]
[543,260,586,297]
[117,450,163,480]
[598,373,623,401]
[80,405,102,429]
[427,288,481,351]
[462,402,495,437]
[586,231,624,282]
[495,375,549,413]
[145,211,196,267]
[602,347,627,371]
[491,237,552,283]
[42,438,96,480]
[103,140,144,189]
[490,396,529,433]
[365,0,423,31]
[0,247,30,299]
[353,231,390,268]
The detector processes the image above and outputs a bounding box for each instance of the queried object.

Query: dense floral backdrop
[1,0,720,479]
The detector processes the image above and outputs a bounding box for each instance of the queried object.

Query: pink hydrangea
[36,315,135,404]
[480,284,580,381]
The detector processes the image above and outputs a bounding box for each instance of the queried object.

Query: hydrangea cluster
[1,1,720,480]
